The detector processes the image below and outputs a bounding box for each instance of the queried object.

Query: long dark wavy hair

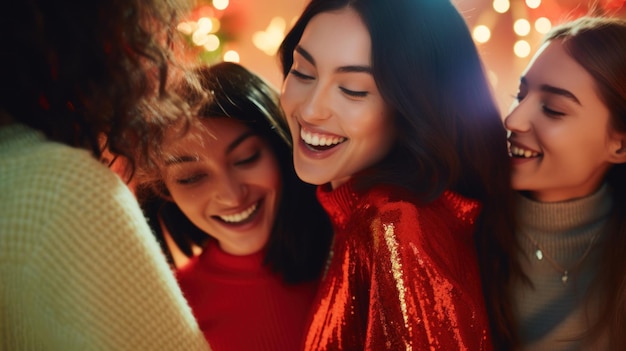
[278,0,519,346]
[136,62,333,284]
[1,0,203,175]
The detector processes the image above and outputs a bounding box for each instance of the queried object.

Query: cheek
[281,77,314,115]
[167,186,206,218]
[374,111,397,159]
[253,161,282,219]
[259,160,282,194]
[280,79,298,112]
[349,109,394,143]
[542,122,603,157]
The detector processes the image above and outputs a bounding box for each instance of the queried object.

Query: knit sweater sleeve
[2,142,210,350]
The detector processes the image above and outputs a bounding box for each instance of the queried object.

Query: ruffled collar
[316,179,481,232]
[316,180,361,229]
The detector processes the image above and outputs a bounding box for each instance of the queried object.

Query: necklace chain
[522,231,600,284]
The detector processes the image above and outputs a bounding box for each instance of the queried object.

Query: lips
[300,127,346,152]
[508,141,542,159]
[214,200,261,225]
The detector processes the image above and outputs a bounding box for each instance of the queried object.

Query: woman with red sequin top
[277,0,516,350]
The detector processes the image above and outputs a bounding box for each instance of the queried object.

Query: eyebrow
[226,131,255,153]
[164,130,255,166]
[164,155,198,166]
[294,45,372,74]
[521,77,581,105]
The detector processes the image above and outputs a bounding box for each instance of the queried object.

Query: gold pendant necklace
[522,231,600,284]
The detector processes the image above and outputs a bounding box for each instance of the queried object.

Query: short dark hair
[138,62,333,283]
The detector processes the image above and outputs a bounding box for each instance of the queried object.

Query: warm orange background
[211,0,626,115]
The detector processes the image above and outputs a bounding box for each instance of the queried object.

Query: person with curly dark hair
[0,0,211,350]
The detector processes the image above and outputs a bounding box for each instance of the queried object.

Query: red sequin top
[302,180,493,350]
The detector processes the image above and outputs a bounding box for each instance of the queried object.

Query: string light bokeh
[178,0,626,114]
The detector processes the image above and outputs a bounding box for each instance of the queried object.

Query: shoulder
[361,186,480,225]
[355,186,481,248]
[36,144,137,221]
[3,135,122,195]
[1,137,140,243]
[361,187,483,285]
[5,139,157,267]
[349,185,423,249]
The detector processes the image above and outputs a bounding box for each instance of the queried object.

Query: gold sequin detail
[305,183,491,350]
[382,223,409,329]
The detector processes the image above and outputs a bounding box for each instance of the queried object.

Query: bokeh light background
[180,0,626,115]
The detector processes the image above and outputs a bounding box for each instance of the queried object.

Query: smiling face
[159,118,281,255]
[505,39,624,202]
[280,7,395,189]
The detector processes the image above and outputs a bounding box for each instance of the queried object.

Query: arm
[364,200,491,351]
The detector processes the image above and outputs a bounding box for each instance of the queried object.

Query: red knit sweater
[303,180,493,350]
[176,241,318,351]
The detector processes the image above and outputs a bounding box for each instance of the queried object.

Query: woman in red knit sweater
[135,62,333,351]
[277,0,516,350]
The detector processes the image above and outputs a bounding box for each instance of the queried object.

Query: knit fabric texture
[513,185,611,351]
[0,124,210,351]
[176,240,318,351]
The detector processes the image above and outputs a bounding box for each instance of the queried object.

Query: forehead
[299,8,371,66]
[523,40,601,104]
[162,118,249,154]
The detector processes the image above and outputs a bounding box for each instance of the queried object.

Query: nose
[213,173,247,207]
[503,101,532,134]
[299,82,332,123]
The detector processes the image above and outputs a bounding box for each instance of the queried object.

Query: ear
[608,134,626,164]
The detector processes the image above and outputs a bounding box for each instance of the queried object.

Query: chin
[294,167,329,186]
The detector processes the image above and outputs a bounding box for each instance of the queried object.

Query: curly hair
[1,0,203,175]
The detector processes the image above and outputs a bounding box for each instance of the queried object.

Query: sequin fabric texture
[303,180,493,350]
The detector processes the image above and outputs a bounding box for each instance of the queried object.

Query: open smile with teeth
[509,144,541,158]
[300,128,346,151]
[217,202,259,224]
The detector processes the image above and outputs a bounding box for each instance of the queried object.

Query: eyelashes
[289,69,313,80]
[234,150,260,166]
[340,87,368,98]
[511,92,565,118]
[174,151,262,186]
[542,105,565,117]
[176,173,205,185]
[290,69,369,98]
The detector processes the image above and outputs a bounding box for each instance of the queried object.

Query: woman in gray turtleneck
[483,16,626,351]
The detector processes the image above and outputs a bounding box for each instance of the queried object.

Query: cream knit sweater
[0,124,210,351]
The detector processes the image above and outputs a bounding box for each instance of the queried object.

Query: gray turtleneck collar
[514,184,612,350]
